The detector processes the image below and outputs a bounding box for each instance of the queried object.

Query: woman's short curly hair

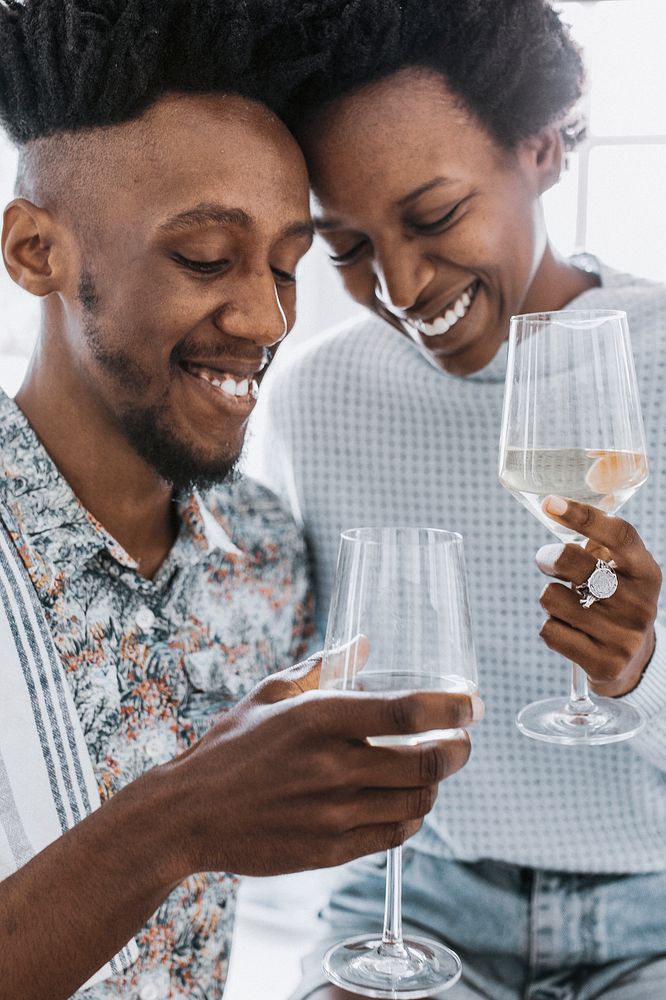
[270,0,586,150]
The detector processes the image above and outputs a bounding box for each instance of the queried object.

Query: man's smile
[179,359,263,414]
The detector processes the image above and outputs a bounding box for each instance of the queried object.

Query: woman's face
[303,69,562,376]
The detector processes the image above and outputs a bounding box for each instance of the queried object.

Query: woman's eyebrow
[396,176,456,208]
[312,214,343,233]
[313,176,459,231]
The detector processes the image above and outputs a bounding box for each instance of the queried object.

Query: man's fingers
[249,653,324,705]
[286,654,323,693]
[542,496,646,574]
[347,732,472,788]
[321,635,371,686]
[314,689,483,741]
[334,820,424,864]
[260,634,373,704]
[349,784,440,825]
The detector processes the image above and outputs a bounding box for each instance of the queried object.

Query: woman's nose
[374,251,435,315]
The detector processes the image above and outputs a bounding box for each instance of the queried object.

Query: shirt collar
[177,492,243,558]
[0,390,241,589]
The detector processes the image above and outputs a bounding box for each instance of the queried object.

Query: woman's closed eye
[410,202,461,235]
[325,202,463,266]
[327,238,369,266]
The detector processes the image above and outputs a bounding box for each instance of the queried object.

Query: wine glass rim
[510,308,627,326]
[340,526,463,546]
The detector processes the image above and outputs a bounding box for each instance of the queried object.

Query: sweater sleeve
[622,616,666,771]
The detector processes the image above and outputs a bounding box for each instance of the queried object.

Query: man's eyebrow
[280,220,315,241]
[396,176,456,208]
[158,203,314,242]
[159,203,251,233]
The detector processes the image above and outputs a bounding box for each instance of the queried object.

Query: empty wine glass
[498,309,648,745]
[319,526,478,998]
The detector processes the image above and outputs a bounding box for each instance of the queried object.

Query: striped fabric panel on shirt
[0,524,90,828]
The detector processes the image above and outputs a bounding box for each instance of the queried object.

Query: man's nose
[214,272,288,348]
[374,248,436,315]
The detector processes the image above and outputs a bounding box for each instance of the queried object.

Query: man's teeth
[193,370,257,398]
[414,283,477,338]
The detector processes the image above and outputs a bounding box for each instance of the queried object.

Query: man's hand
[536,496,662,697]
[167,647,483,878]
[0,649,482,1000]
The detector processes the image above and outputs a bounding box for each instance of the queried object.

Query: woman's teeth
[193,370,258,399]
[413,282,477,338]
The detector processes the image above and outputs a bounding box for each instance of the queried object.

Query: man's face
[304,69,553,376]
[53,94,312,491]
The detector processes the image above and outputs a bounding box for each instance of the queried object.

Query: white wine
[499,447,648,542]
[323,670,477,746]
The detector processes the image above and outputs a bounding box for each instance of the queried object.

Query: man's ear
[1,198,68,297]
[522,127,564,195]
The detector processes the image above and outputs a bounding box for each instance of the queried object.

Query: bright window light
[589,0,666,136]
[586,144,666,280]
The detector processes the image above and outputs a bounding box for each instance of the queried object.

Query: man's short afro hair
[0,0,320,145]
[269,0,586,151]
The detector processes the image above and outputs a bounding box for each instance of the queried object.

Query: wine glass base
[516,695,645,746]
[323,933,462,998]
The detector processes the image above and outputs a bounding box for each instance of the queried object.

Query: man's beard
[79,271,241,494]
[118,400,242,495]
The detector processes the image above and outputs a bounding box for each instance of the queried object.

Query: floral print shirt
[0,391,313,999]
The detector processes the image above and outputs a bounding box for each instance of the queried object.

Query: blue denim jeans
[289,848,666,999]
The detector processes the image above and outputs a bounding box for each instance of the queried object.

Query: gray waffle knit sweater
[251,261,666,872]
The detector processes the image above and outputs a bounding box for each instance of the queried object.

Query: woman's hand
[535,496,662,698]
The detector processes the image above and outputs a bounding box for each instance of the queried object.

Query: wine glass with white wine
[319,526,478,998]
[498,309,648,745]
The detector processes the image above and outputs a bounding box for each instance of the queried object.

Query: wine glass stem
[567,573,596,715]
[569,661,595,714]
[379,845,408,958]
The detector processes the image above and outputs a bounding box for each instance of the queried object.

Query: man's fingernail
[545,495,568,516]
[471,695,485,722]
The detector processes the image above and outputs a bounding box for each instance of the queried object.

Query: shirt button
[135,606,155,632]
[139,985,159,1000]
[146,736,163,758]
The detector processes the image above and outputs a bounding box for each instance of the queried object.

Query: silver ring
[576,559,618,609]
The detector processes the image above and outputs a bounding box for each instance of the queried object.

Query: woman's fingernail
[471,695,485,722]
[535,543,563,563]
[545,495,568,516]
